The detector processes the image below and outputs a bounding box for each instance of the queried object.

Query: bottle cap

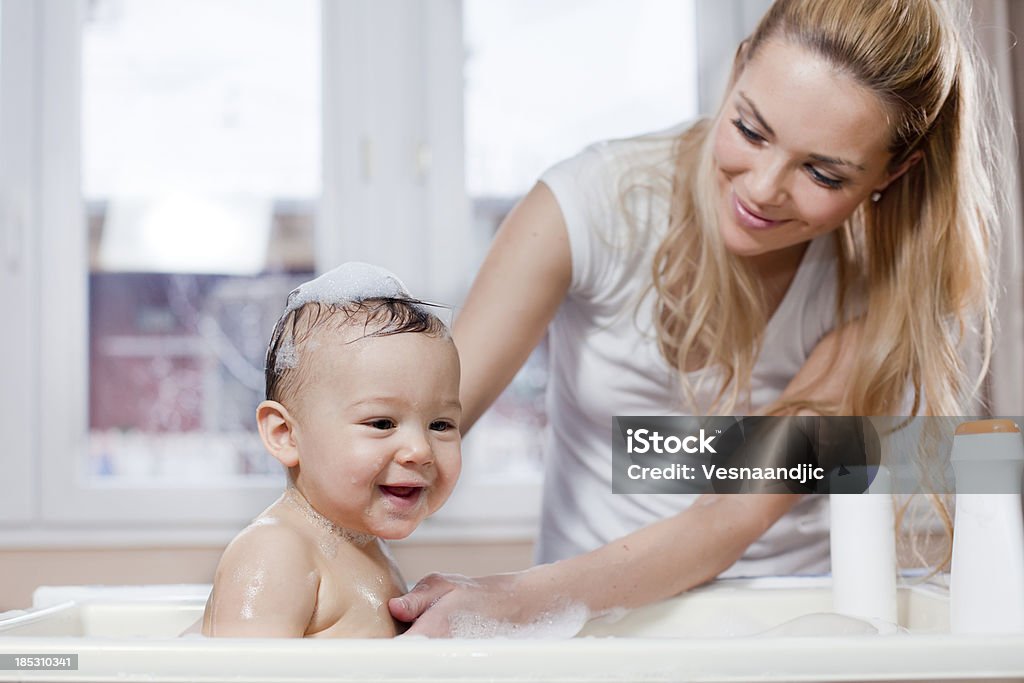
[954,419,1021,436]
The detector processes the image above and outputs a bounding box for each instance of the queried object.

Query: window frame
[0,0,39,526]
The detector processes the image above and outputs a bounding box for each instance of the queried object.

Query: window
[4,0,700,543]
[25,0,323,529]
[21,0,475,536]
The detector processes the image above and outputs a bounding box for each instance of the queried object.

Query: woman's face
[712,39,900,262]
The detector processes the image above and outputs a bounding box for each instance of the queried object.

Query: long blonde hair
[651,0,1005,418]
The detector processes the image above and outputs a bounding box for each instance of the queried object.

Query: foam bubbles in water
[448,600,590,639]
[284,262,411,315]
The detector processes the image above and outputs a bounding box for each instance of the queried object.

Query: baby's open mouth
[379,485,424,499]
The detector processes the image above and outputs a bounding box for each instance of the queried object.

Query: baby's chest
[306,560,405,637]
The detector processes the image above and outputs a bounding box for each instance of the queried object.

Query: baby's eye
[367,419,396,430]
[430,420,455,432]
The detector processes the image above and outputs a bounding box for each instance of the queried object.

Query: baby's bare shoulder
[216,518,318,583]
[205,519,321,637]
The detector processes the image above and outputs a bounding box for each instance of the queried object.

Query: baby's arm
[203,523,320,637]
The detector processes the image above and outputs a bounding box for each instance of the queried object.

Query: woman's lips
[732,191,784,230]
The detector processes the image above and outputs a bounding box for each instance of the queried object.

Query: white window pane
[464,0,698,198]
[83,0,320,200]
[82,0,320,483]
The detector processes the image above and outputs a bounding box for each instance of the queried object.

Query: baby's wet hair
[264,297,450,406]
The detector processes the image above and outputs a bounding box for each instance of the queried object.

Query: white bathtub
[0,577,1022,682]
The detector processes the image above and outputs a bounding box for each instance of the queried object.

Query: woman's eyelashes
[805,165,845,189]
[731,116,846,191]
[731,117,764,143]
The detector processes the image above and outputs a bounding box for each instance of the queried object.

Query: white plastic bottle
[949,419,1024,634]
[831,467,898,626]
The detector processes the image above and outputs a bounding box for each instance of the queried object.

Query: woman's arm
[392,493,799,636]
[454,182,571,432]
[391,322,863,636]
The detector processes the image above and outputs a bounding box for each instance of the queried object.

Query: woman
[391,0,1006,635]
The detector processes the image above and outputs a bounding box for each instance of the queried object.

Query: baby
[201,263,462,638]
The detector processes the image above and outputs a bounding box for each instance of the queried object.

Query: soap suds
[448,600,590,639]
[284,486,375,550]
[275,335,299,370]
[284,262,412,315]
[273,262,431,372]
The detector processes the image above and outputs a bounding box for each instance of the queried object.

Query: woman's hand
[389,570,590,638]
[388,572,471,634]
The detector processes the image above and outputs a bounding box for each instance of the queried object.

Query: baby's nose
[396,429,434,465]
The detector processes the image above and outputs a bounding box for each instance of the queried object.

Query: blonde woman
[390,0,1006,635]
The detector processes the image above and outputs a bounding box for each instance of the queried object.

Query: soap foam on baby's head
[273,262,418,373]
[284,262,415,316]
[265,262,449,406]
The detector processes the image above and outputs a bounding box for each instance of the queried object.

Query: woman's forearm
[522,493,802,613]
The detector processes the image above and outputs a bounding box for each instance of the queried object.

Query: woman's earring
[871,191,882,203]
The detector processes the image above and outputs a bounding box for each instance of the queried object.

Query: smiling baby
[202,263,461,638]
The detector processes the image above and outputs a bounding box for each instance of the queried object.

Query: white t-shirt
[536,127,838,575]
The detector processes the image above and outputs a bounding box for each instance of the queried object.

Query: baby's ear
[257,400,300,468]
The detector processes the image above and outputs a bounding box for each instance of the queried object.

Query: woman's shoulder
[542,123,704,305]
